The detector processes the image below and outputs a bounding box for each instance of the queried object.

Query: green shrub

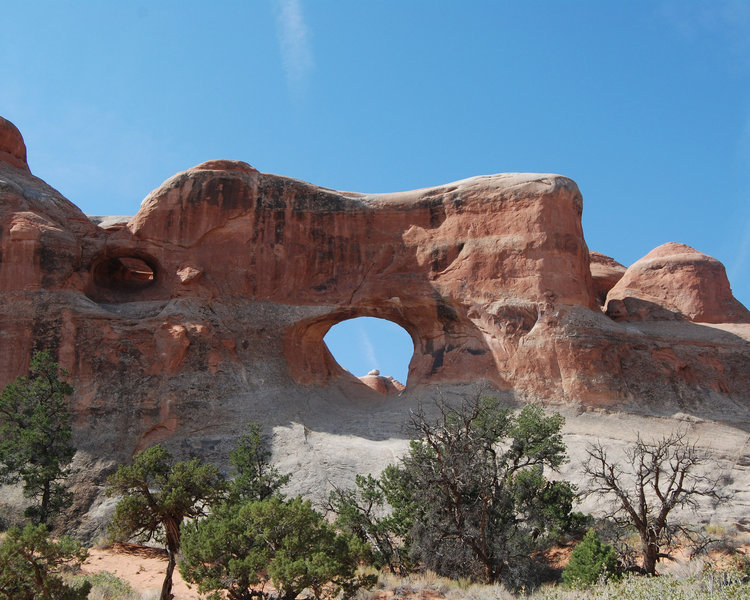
[332,397,579,588]
[181,496,375,600]
[0,523,89,600]
[71,571,140,600]
[106,444,225,600]
[535,571,750,599]
[0,350,76,526]
[561,529,619,587]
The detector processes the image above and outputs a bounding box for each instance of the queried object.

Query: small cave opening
[92,256,156,291]
[324,316,414,394]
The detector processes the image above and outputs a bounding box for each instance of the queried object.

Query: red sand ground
[80,541,749,600]
[82,543,200,600]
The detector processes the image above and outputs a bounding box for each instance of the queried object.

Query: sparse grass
[362,570,472,599]
[532,569,749,600]
[64,562,750,600]
[705,524,728,538]
[67,537,750,600]
[91,535,113,550]
[363,563,750,600]
[446,582,516,600]
[67,571,142,600]
[363,570,522,600]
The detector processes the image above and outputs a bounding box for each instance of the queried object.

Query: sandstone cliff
[1,117,748,536]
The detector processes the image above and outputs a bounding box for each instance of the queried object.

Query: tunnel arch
[93,256,155,291]
[283,299,499,390]
[284,306,430,390]
[324,316,414,393]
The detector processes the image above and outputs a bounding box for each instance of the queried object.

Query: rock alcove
[85,251,164,303]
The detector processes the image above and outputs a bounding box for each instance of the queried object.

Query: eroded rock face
[358,372,405,394]
[605,243,750,324]
[590,251,626,306]
[0,117,28,171]
[79,159,596,391]
[1,117,749,535]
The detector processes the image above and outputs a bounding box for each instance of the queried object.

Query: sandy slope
[82,543,200,600]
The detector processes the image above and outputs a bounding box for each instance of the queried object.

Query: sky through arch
[324,317,413,385]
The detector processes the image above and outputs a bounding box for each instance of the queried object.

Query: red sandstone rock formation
[2,115,749,408]
[358,370,405,394]
[605,243,750,323]
[1,116,749,535]
[2,114,749,407]
[0,116,28,171]
[589,251,626,306]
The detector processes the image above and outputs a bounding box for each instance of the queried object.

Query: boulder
[358,374,405,394]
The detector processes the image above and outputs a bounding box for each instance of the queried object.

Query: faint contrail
[359,327,379,374]
[728,212,750,285]
[275,0,313,96]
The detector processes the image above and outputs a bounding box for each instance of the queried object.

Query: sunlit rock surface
[606,242,750,324]
[1,117,748,536]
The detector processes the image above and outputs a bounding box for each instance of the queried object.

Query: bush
[180,496,375,600]
[69,571,140,600]
[535,571,750,600]
[0,523,89,600]
[329,466,416,575]
[562,529,619,587]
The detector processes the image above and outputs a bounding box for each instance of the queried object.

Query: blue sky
[325,317,413,381]
[2,1,749,383]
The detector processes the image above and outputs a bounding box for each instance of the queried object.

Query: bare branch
[581,430,730,575]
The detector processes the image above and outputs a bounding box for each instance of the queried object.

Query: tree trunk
[281,587,299,600]
[160,517,181,600]
[160,551,175,600]
[642,532,659,575]
[485,561,494,584]
[40,480,50,525]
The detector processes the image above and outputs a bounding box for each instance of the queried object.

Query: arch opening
[324,316,414,393]
[92,256,156,291]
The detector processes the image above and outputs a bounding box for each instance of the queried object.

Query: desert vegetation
[0,349,76,526]
[106,444,226,600]
[582,430,730,575]
[329,397,583,588]
[0,354,748,599]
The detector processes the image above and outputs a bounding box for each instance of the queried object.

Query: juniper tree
[0,350,76,525]
[180,426,372,600]
[181,496,372,600]
[331,396,581,587]
[106,445,225,600]
[403,398,578,585]
[0,523,89,600]
[227,423,290,505]
[328,466,415,576]
[562,528,620,587]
